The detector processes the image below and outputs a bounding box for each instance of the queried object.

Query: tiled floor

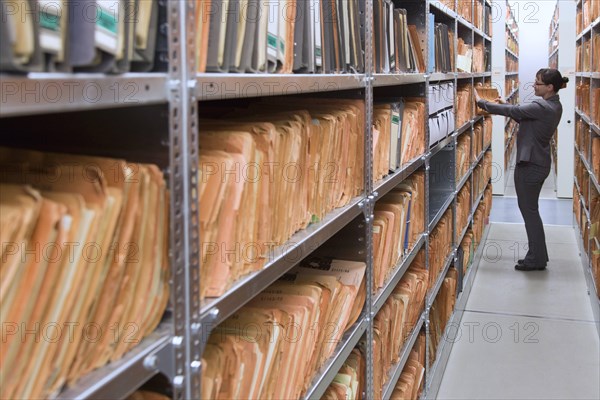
[437,215,600,398]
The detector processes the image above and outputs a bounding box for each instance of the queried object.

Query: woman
[475,68,569,271]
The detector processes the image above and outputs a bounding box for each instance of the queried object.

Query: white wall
[507,0,556,103]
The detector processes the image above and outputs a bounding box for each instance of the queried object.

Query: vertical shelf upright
[490,0,519,195]
[574,0,600,335]
[552,0,577,199]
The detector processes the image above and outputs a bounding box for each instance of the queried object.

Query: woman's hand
[474,89,482,103]
[495,97,506,104]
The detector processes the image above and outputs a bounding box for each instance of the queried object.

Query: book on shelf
[201,0,364,73]
[1,0,164,73]
[374,3,424,74]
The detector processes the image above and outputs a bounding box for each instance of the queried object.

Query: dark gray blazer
[477,95,563,168]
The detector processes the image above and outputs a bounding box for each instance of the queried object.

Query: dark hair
[536,68,569,92]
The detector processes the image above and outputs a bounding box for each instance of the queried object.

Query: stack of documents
[373,3,425,73]
[486,3,492,37]
[574,188,582,231]
[474,0,484,31]
[483,117,492,148]
[472,183,492,243]
[428,209,453,290]
[505,55,518,73]
[400,99,427,166]
[583,0,599,27]
[456,181,471,236]
[1,0,164,73]
[0,147,170,399]
[373,260,428,398]
[373,99,426,179]
[590,194,599,295]
[576,120,586,154]
[428,267,458,366]
[456,84,473,130]
[374,172,425,289]
[593,33,600,73]
[401,172,425,250]
[592,136,600,179]
[575,42,581,71]
[455,133,471,184]
[321,348,365,400]
[198,0,364,73]
[472,42,485,73]
[373,189,415,290]
[474,85,500,116]
[390,331,426,400]
[459,230,475,276]
[433,23,454,73]
[505,76,519,95]
[456,38,472,73]
[202,257,366,399]
[199,99,365,298]
[583,41,591,72]
[472,121,483,160]
[592,88,600,125]
[435,0,455,12]
[472,155,490,199]
[457,1,473,23]
[373,102,403,180]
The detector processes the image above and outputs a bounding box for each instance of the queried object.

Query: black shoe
[518,259,525,265]
[515,263,546,271]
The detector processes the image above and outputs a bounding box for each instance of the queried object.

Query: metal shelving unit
[0,0,498,398]
[0,2,196,399]
[574,0,600,336]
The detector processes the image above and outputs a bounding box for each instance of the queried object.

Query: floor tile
[486,223,577,245]
[490,197,573,226]
[437,312,600,400]
[463,239,593,321]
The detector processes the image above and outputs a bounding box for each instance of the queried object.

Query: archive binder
[0,0,43,72]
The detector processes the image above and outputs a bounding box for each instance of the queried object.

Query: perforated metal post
[167,1,201,398]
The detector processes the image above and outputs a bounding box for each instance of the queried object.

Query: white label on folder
[313,0,322,67]
[267,1,278,59]
[392,111,401,138]
[38,0,62,53]
[457,54,472,73]
[95,0,119,55]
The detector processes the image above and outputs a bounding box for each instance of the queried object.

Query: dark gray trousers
[514,162,551,266]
